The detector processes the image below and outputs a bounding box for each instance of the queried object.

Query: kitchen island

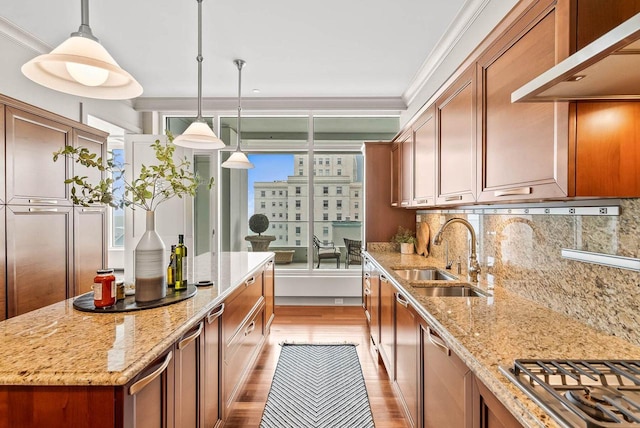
[0,251,274,428]
[365,250,640,428]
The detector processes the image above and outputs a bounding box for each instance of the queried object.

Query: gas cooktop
[500,359,640,428]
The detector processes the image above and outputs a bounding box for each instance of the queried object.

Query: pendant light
[173,0,225,149]
[222,59,254,169]
[21,0,142,100]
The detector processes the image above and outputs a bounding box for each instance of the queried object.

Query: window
[296,227,301,235]
[337,169,342,176]
[355,213,359,220]
[336,186,342,195]
[337,157,342,165]
[272,202,276,207]
[318,159,323,165]
[272,191,276,196]
[279,213,283,218]
[295,186,301,195]
[279,191,283,196]
[354,202,359,209]
[110,148,125,248]
[336,200,342,209]
[260,202,265,209]
[296,240,301,246]
[299,158,303,166]
[261,191,266,197]
[296,213,301,221]
[355,190,359,197]
[323,213,329,221]
[296,200,301,209]
[271,213,275,218]
[323,186,329,195]
[323,200,329,209]
[323,226,329,235]
[336,214,342,221]
[298,169,303,176]
[325,169,329,175]
[279,202,283,207]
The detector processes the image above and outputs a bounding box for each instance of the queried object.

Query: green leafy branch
[53,132,214,211]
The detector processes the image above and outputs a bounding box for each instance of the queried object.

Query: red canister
[93,269,116,308]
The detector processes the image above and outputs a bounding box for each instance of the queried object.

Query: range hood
[512,12,640,102]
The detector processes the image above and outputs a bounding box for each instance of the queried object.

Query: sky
[247,154,294,216]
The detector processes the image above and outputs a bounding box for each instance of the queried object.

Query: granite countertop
[0,251,273,387]
[365,250,640,428]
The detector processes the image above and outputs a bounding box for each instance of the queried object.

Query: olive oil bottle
[167,245,176,287]
[175,235,188,290]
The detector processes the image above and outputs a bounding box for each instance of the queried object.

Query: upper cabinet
[436,65,477,205]
[412,106,436,207]
[476,1,568,202]
[390,130,413,208]
[390,142,401,207]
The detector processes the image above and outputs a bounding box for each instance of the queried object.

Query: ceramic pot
[135,210,167,303]
[400,242,415,255]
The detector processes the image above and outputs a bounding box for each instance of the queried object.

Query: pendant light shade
[173,0,224,150]
[21,0,142,100]
[222,59,254,169]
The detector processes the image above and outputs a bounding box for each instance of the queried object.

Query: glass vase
[135,210,167,303]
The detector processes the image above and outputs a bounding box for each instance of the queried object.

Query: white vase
[135,210,167,303]
[400,242,415,254]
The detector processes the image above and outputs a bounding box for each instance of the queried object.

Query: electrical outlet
[334,298,343,305]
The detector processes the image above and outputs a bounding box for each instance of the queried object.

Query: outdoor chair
[313,235,340,268]
[343,238,362,268]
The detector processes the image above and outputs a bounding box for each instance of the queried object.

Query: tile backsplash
[417,199,640,347]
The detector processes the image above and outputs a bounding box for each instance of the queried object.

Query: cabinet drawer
[223,272,263,342]
[224,305,265,406]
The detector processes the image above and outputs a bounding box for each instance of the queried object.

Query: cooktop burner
[500,360,640,428]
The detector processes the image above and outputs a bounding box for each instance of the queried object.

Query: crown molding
[134,96,406,113]
[402,0,491,106]
[0,16,50,53]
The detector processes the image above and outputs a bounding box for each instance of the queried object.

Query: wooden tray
[73,284,198,313]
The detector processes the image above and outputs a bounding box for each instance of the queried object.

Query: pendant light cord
[196,0,204,121]
[72,0,98,41]
[235,59,246,152]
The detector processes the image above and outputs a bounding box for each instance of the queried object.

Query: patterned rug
[260,344,375,428]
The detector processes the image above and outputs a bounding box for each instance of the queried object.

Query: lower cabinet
[421,323,472,428]
[264,260,275,332]
[394,291,419,427]
[174,321,205,428]
[472,377,521,428]
[203,303,224,428]
[378,273,395,377]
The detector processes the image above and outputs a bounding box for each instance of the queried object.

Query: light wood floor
[223,305,409,428]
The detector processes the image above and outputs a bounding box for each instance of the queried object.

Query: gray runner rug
[260,343,375,428]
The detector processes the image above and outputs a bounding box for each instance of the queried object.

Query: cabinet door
[123,349,175,428]
[74,207,107,296]
[5,106,72,206]
[369,269,380,349]
[263,259,275,332]
[423,324,472,428]
[0,105,5,204]
[0,207,5,321]
[477,2,568,202]
[436,66,477,205]
[390,142,401,207]
[472,377,521,428]
[6,205,72,317]
[413,105,436,207]
[395,292,419,427]
[203,304,224,428]
[378,274,395,378]
[175,321,205,428]
[400,132,413,207]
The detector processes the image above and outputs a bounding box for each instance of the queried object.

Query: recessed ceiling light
[567,75,586,82]
[252,88,261,93]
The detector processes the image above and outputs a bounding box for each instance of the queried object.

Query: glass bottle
[167,245,176,287]
[175,235,188,290]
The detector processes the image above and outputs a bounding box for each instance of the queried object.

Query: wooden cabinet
[222,270,266,416]
[412,105,436,207]
[263,260,275,332]
[378,273,395,377]
[400,131,413,207]
[436,65,477,205]
[394,291,419,427]
[477,0,568,203]
[472,377,522,428]
[363,143,415,243]
[363,257,380,352]
[203,304,224,428]
[174,321,205,428]
[0,206,4,321]
[422,323,472,428]
[122,348,175,428]
[390,141,401,207]
[74,206,107,296]
[6,205,72,317]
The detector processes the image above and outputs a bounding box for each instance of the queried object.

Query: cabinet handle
[415,198,429,205]
[364,272,371,278]
[129,351,173,395]
[81,208,103,212]
[178,322,203,350]
[391,202,398,207]
[28,199,58,204]
[427,327,451,356]
[207,303,225,324]
[380,274,388,283]
[266,261,274,269]
[396,293,409,307]
[400,201,409,207]
[364,287,372,296]
[494,187,532,197]
[245,276,256,286]
[445,195,463,202]
[29,208,58,212]
[244,320,256,336]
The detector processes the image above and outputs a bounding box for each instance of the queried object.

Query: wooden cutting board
[416,222,430,256]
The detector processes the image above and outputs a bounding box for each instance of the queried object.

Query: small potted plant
[392,226,417,254]
[245,213,276,251]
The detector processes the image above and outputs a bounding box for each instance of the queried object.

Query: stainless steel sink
[412,285,488,297]
[392,268,456,281]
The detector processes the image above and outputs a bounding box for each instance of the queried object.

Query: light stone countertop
[0,251,273,387]
[365,250,640,428]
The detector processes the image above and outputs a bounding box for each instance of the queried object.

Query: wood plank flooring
[223,305,409,428]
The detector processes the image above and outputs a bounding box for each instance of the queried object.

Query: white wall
[0,29,142,133]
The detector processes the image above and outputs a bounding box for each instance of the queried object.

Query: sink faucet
[434,218,480,283]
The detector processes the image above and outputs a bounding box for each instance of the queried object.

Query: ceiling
[2,0,469,103]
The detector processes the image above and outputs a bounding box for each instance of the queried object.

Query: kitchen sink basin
[393,268,456,281]
[412,285,488,297]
